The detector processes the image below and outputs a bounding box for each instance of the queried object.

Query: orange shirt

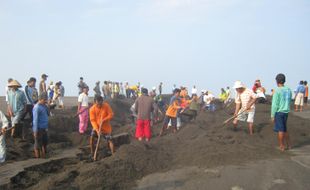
[305,86,309,97]
[89,103,114,134]
[166,98,180,118]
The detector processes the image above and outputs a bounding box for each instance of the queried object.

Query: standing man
[134,88,154,142]
[294,81,305,112]
[0,110,9,163]
[39,74,48,96]
[304,81,308,106]
[233,81,257,135]
[89,96,115,158]
[7,80,27,138]
[191,85,198,97]
[58,82,65,109]
[271,74,292,152]
[32,93,49,158]
[159,82,163,95]
[23,77,38,122]
[78,77,87,95]
[93,81,101,98]
[77,86,89,134]
[125,82,130,98]
[5,78,13,105]
[160,88,181,136]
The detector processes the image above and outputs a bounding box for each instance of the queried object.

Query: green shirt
[271,86,292,118]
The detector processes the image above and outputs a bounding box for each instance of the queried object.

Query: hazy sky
[0,0,309,96]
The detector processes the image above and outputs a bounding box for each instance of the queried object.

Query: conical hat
[8,80,22,88]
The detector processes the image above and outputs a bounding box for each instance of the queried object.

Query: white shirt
[191,88,198,95]
[78,93,89,107]
[203,94,215,105]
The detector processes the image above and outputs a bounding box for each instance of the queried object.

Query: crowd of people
[0,75,309,163]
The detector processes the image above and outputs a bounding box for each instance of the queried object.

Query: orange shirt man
[89,96,115,157]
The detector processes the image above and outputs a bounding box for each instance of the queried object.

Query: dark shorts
[34,129,48,149]
[90,130,113,141]
[163,116,177,128]
[304,97,308,104]
[274,112,288,132]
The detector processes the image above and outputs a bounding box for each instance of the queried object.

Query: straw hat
[8,80,22,88]
[233,81,245,89]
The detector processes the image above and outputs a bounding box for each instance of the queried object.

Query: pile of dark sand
[2,98,310,190]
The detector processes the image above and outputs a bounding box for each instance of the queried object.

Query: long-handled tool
[93,121,104,161]
[222,109,247,126]
[0,126,15,136]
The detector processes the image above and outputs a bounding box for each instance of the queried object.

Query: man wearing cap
[233,81,258,135]
[32,93,49,158]
[134,88,154,142]
[7,80,27,138]
[39,74,48,96]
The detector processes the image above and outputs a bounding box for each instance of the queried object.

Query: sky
[0,0,309,96]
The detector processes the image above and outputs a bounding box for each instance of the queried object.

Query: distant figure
[233,81,257,135]
[102,81,111,99]
[77,77,87,95]
[191,85,198,96]
[32,93,49,158]
[0,110,9,163]
[93,81,101,98]
[294,81,305,112]
[304,81,308,105]
[58,82,65,109]
[47,81,55,105]
[134,88,154,142]
[271,74,292,152]
[78,86,89,134]
[7,80,27,138]
[160,88,181,136]
[125,82,130,98]
[203,91,215,111]
[120,82,124,96]
[89,96,115,158]
[5,78,13,105]
[159,82,163,95]
[39,74,48,96]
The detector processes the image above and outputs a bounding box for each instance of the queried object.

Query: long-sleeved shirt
[8,89,27,114]
[89,103,114,134]
[134,95,154,120]
[166,96,180,118]
[271,86,292,118]
[32,103,49,133]
[0,111,9,130]
[25,86,38,105]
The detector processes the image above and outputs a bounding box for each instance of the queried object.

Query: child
[271,74,292,152]
[160,88,181,136]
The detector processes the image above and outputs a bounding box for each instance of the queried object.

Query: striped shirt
[235,88,257,110]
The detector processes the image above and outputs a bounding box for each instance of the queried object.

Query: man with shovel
[89,96,115,161]
[232,81,257,135]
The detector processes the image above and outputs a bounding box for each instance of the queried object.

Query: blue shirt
[32,103,49,133]
[8,89,26,114]
[296,85,306,94]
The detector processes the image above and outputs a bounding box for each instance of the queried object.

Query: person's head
[141,88,148,96]
[300,81,304,85]
[233,81,246,94]
[80,77,84,81]
[104,81,108,85]
[192,94,198,100]
[41,74,48,80]
[205,91,209,95]
[152,86,156,92]
[38,92,48,104]
[96,81,100,85]
[173,88,181,97]
[50,81,54,85]
[28,77,37,87]
[221,88,225,93]
[95,96,104,107]
[304,81,308,86]
[275,73,286,85]
[227,87,230,89]
[193,85,196,88]
[83,86,89,93]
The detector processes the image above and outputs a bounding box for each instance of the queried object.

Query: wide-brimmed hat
[233,81,246,89]
[8,80,22,88]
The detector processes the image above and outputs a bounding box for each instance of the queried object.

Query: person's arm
[89,107,99,134]
[246,92,257,110]
[0,111,9,133]
[234,103,241,116]
[271,91,279,119]
[134,99,139,114]
[32,106,39,136]
[102,104,114,122]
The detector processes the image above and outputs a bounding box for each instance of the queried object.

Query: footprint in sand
[231,186,244,190]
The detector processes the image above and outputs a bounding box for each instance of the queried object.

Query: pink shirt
[235,88,257,110]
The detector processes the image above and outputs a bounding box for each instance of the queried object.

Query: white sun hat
[233,81,246,89]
